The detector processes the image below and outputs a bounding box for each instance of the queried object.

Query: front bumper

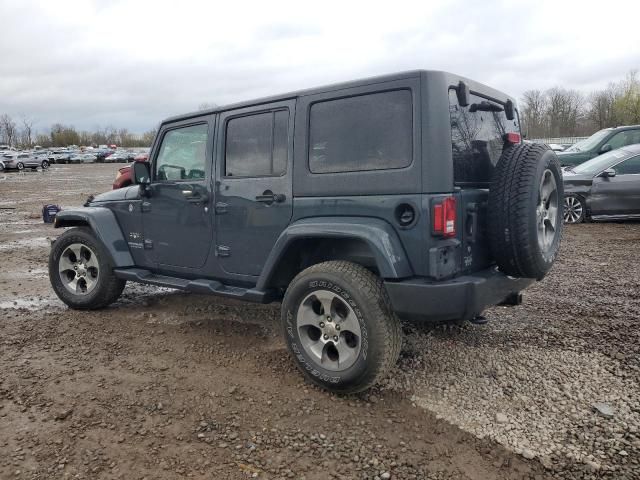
[384,267,534,322]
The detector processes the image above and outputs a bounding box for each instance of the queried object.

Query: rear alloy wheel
[282,261,402,394]
[41,160,50,170]
[16,162,24,171]
[563,195,585,224]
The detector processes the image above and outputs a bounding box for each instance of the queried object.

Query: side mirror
[132,161,151,185]
[600,144,612,154]
[505,99,515,121]
[456,81,469,107]
[600,168,616,178]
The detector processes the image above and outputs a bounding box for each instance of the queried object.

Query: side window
[225,110,288,177]
[308,90,412,174]
[614,155,640,175]
[155,123,208,181]
[608,131,636,150]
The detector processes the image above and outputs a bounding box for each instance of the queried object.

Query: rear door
[215,101,295,276]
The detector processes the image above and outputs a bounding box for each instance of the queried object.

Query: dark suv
[557,125,640,167]
[48,71,563,393]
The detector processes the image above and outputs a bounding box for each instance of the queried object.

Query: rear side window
[449,90,520,186]
[309,90,412,174]
[225,110,288,177]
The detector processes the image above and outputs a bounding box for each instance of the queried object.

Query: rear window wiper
[469,101,504,113]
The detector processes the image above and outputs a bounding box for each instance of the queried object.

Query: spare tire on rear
[488,143,563,280]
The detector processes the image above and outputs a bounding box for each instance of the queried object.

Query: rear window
[309,90,412,174]
[449,89,520,186]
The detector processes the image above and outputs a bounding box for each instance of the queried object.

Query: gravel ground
[0,164,638,479]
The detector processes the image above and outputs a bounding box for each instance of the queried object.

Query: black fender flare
[53,207,134,267]
[256,217,412,289]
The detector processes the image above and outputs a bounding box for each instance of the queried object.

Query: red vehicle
[112,153,148,189]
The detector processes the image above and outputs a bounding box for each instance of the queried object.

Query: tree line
[520,70,640,139]
[0,116,156,149]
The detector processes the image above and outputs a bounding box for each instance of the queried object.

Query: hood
[562,170,593,185]
[90,185,140,204]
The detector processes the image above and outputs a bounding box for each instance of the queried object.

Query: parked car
[563,144,640,223]
[69,153,97,164]
[2,152,50,170]
[557,125,640,167]
[104,151,131,163]
[49,70,563,393]
[112,153,149,189]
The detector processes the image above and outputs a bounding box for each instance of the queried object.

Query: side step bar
[113,268,275,303]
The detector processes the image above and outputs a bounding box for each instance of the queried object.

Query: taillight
[505,132,521,144]
[432,197,457,238]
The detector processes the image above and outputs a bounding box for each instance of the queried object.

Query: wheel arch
[54,207,134,267]
[256,217,413,291]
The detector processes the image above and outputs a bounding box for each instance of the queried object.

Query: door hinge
[215,245,231,257]
[144,239,153,250]
[215,202,228,214]
[142,201,152,213]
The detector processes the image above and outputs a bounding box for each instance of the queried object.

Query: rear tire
[488,143,563,280]
[281,261,402,394]
[49,227,126,309]
[17,162,24,171]
[41,160,50,170]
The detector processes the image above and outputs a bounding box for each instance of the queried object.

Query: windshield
[572,149,628,175]
[565,129,610,152]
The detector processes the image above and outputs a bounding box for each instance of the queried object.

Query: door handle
[181,188,208,203]
[256,190,286,204]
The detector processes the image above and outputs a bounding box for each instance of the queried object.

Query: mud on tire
[281,261,402,394]
[488,143,564,280]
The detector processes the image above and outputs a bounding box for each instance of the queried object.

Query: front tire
[41,160,50,170]
[49,227,125,309]
[563,195,585,224]
[16,162,24,171]
[281,261,402,394]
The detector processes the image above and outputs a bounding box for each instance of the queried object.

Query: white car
[1,152,50,171]
[69,153,97,164]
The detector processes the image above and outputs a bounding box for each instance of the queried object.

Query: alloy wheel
[58,243,100,295]
[296,289,362,371]
[563,196,583,224]
[536,169,559,254]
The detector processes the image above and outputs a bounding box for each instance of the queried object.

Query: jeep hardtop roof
[162,70,517,125]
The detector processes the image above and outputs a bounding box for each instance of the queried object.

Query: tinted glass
[155,123,208,181]
[309,90,412,174]
[225,110,288,177]
[614,155,640,175]
[449,90,520,186]
[608,130,640,150]
[565,129,610,153]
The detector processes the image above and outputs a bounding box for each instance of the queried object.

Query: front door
[142,119,214,270]
[215,101,295,276]
[590,155,640,216]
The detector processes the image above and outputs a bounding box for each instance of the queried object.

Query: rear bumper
[384,267,534,322]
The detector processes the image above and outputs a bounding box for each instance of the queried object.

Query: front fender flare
[257,217,412,289]
[54,207,134,267]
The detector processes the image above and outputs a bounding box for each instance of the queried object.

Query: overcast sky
[1,0,638,134]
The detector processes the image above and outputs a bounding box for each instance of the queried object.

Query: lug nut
[74,265,78,270]
[327,317,332,322]
[335,324,340,331]
[333,336,339,342]
[319,322,325,328]
[323,334,329,340]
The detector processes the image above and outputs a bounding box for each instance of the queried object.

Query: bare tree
[546,88,584,137]
[19,116,35,147]
[0,114,17,146]
[197,102,218,111]
[520,90,547,138]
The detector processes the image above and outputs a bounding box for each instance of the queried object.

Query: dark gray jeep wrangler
[49,70,563,393]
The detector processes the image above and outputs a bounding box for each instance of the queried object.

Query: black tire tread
[49,227,125,310]
[488,143,562,279]
[285,260,402,393]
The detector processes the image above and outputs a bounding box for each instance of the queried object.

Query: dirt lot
[0,164,638,480]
